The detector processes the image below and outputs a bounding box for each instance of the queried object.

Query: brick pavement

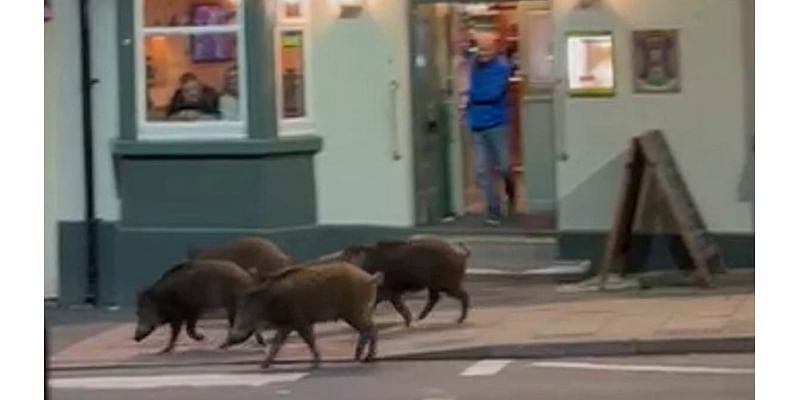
[50,293,754,370]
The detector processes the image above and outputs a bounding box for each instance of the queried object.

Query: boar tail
[457,242,471,258]
[369,272,384,286]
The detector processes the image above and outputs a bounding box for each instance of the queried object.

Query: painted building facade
[44,0,754,305]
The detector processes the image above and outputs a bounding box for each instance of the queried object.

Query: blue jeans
[471,125,511,217]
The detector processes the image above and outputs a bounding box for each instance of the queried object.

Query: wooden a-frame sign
[599,130,727,288]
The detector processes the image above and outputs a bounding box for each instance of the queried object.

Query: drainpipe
[79,0,99,305]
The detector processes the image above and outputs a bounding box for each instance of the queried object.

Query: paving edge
[49,335,753,372]
[382,335,754,361]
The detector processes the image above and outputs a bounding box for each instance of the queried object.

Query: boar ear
[136,289,154,304]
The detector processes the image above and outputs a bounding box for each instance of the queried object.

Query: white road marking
[530,361,754,375]
[460,360,513,376]
[50,372,308,390]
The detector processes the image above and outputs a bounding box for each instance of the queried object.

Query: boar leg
[388,295,413,327]
[295,325,321,369]
[344,317,368,361]
[186,315,205,342]
[158,320,183,354]
[446,287,470,323]
[261,328,292,369]
[417,289,441,321]
[362,324,378,362]
[354,326,379,362]
[254,331,266,346]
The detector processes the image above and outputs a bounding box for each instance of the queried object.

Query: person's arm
[469,61,511,105]
[166,90,182,117]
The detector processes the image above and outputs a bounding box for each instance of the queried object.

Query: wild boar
[189,237,293,282]
[221,262,383,369]
[339,239,471,327]
[134,259,265,353]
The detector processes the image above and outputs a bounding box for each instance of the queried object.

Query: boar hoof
[189,333,205,342]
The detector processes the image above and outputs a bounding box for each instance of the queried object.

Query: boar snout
[133,324,155,342]
[222,328,253,349]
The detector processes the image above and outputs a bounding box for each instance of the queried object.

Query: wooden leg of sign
[599,140,645,289]
[649,172,715,288]
[685,243,715,288]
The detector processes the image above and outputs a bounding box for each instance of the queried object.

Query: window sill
[113,135,322,157]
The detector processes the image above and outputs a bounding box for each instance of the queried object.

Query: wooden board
[599,138,646,284]
[600,130,726,288]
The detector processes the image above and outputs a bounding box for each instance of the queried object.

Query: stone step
[409,233,591,279]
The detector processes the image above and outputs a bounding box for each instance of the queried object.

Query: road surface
[50,353,754,400]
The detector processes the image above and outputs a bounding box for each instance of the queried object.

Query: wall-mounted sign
[566,31,615,97]
[633,29,681,93]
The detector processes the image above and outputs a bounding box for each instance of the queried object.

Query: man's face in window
[475,32,498,63]
[182,80,203,104]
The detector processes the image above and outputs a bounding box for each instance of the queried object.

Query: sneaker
[485,207,501,226]
[484,217,501,227]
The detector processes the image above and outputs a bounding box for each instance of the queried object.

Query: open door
[410,3,452,225]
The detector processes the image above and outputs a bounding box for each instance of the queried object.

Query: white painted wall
[90,0,122,221]
[45,0,84,298]
[305,0,415,226]
[44,0,121,299]
[45,22,61,298]
[552,0,752,233]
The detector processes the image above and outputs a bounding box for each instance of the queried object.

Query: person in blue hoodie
[466,32,514,225]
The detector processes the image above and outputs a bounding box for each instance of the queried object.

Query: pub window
[276,0,312,135]
[137,0,246,139]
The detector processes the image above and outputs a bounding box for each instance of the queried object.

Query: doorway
[410,0,559,231]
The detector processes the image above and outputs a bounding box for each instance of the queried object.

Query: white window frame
[134,0,248,141]
[275,0,314,135]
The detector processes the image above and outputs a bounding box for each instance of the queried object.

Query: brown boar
[339,239,470,327]
[189,237,292,281]
[134,259,265,353]
[221,262,382,369]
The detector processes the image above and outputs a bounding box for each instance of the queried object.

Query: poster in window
[281,31,305,119]
[190,5,236,63]
[566,31,615,97]
[633,30,681,93]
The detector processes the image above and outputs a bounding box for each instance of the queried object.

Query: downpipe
[79,0,99,305]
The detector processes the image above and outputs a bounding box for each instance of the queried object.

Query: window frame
[134,0,249,141]
[275,0,314,135]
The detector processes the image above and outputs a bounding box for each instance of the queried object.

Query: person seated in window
[166,73,220,121]
[219,65,239,120]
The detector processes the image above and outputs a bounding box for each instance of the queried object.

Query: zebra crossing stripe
[459,360,513,376]
[530,361,754,375]
[50,372,309,390]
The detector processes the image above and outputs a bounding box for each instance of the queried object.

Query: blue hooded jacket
[467,56,512,132]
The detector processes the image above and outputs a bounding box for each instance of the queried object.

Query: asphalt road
[50,353,754,400]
